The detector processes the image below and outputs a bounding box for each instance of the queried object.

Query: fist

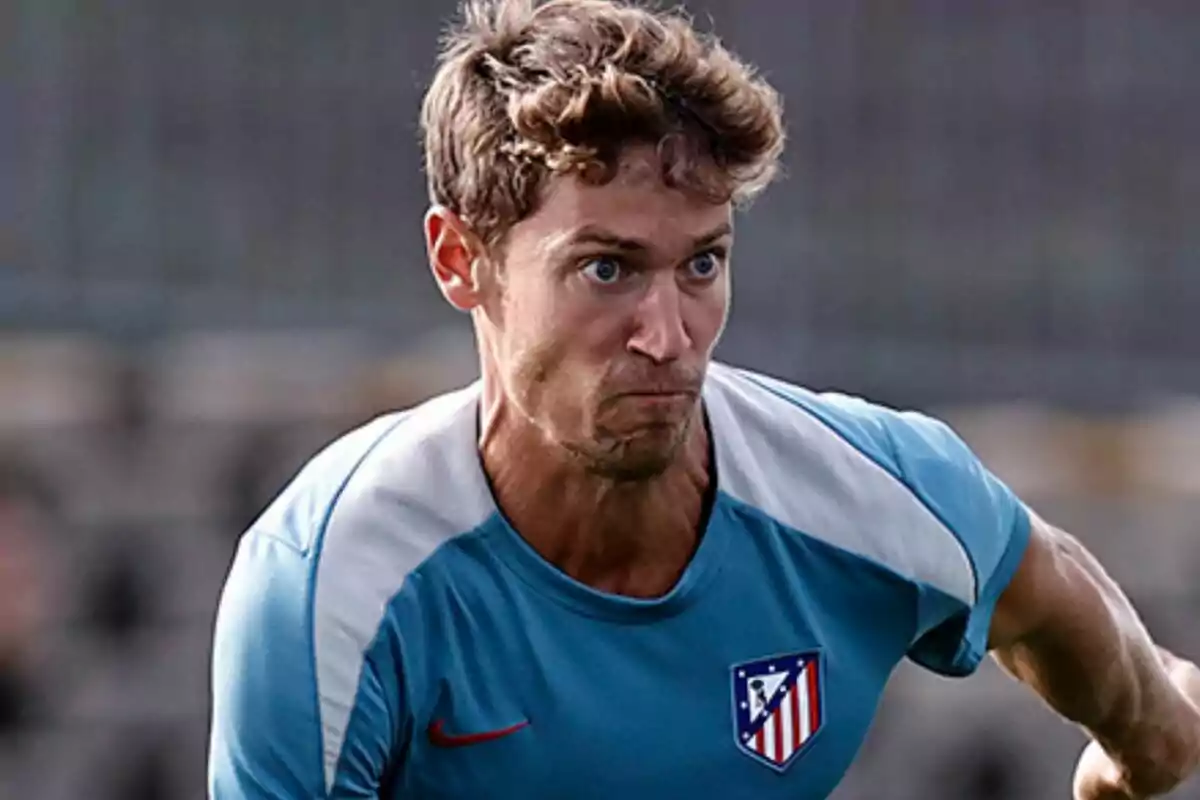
[1073,740,1138,800]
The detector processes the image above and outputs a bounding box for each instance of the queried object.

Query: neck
[479,396,712,599]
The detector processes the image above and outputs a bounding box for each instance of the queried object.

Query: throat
[482,420,714,599]
[551,477,711,598]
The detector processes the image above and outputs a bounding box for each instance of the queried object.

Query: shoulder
[304,381,494,642]
[217,385,496,787]
[250,383,492,557]
[237,379,495,674]
[705,362,956,470]
[705,363,1025,605]
[252,376,494,584]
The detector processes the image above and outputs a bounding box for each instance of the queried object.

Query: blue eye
[686,250,722,280]
[581,256,623,285]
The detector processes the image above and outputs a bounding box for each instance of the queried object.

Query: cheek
[503,316,575,405]
[505,312,614,424]
[497,277,627,399]
[540,284,631,361]
[506,330,600,434]
[686,284,730,351]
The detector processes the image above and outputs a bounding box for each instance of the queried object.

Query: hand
[1072,652,1200,799]
[1073,740,1139,800]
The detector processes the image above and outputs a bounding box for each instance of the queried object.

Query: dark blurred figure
[937,733,1022,800]
[0,645,33,742]
[0,458,55,743]
[81,527,154,649]
[103,355,154,459]
[962,751,1019,800]
[222,424,290,540]
[101,731,176,800]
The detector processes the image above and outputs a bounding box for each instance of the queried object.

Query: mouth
[605,389,701,415]
[612,389,698,401]
[619,389,693,397]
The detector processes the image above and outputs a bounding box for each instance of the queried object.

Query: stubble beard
[562,409,697,483]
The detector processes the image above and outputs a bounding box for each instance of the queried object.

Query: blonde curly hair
[421,0,786,246]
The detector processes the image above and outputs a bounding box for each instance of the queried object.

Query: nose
[627,277,692,364]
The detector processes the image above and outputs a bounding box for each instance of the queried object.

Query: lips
[610,383,700,397]
[617,390,695,398]
[609,391,699,409]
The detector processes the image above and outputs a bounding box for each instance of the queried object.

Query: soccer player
[207,1,1200,797]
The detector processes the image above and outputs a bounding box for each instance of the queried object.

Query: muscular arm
[988,513,1200,796]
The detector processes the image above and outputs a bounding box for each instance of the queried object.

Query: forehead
[509,145,732,255]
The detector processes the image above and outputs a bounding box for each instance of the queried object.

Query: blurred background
[4,0,1200,797]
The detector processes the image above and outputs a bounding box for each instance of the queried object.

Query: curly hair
[420,0,786,246]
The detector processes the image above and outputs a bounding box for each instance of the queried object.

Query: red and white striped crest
[731,651,823,771]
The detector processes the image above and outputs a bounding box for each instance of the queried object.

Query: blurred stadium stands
[5,0,1200,797]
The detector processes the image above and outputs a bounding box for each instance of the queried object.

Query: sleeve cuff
[945,504,1034,675]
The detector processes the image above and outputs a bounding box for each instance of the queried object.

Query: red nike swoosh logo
[426,718,530,748]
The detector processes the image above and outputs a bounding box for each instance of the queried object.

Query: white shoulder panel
[311,385,493,791]
[704,364,975,604]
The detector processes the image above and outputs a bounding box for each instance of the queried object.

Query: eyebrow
[560,222,734,253]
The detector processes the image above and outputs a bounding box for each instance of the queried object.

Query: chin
[589,453,675,482]
[586,427,687,482]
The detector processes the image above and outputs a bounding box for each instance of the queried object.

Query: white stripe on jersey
[313,386,494,792]
[798,666,812,742]
[763,710,776,758]
[704,364,976,605]
[779,683,795,761]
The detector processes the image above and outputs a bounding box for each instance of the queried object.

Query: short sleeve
[881,410,1033,677]
[208,530,398,798]
[730,371,1033,678]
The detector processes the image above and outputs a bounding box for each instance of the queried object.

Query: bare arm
[988,512,1200,797]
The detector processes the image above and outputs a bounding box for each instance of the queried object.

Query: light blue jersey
[208,363,1031,799]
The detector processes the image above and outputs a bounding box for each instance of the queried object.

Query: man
[208,1,1200,797]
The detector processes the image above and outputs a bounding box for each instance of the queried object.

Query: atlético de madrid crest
[731,650,823,771]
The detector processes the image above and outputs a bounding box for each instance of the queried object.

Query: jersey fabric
[208,363,1031,800]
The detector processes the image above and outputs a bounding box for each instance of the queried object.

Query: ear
[424,206,485,312]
